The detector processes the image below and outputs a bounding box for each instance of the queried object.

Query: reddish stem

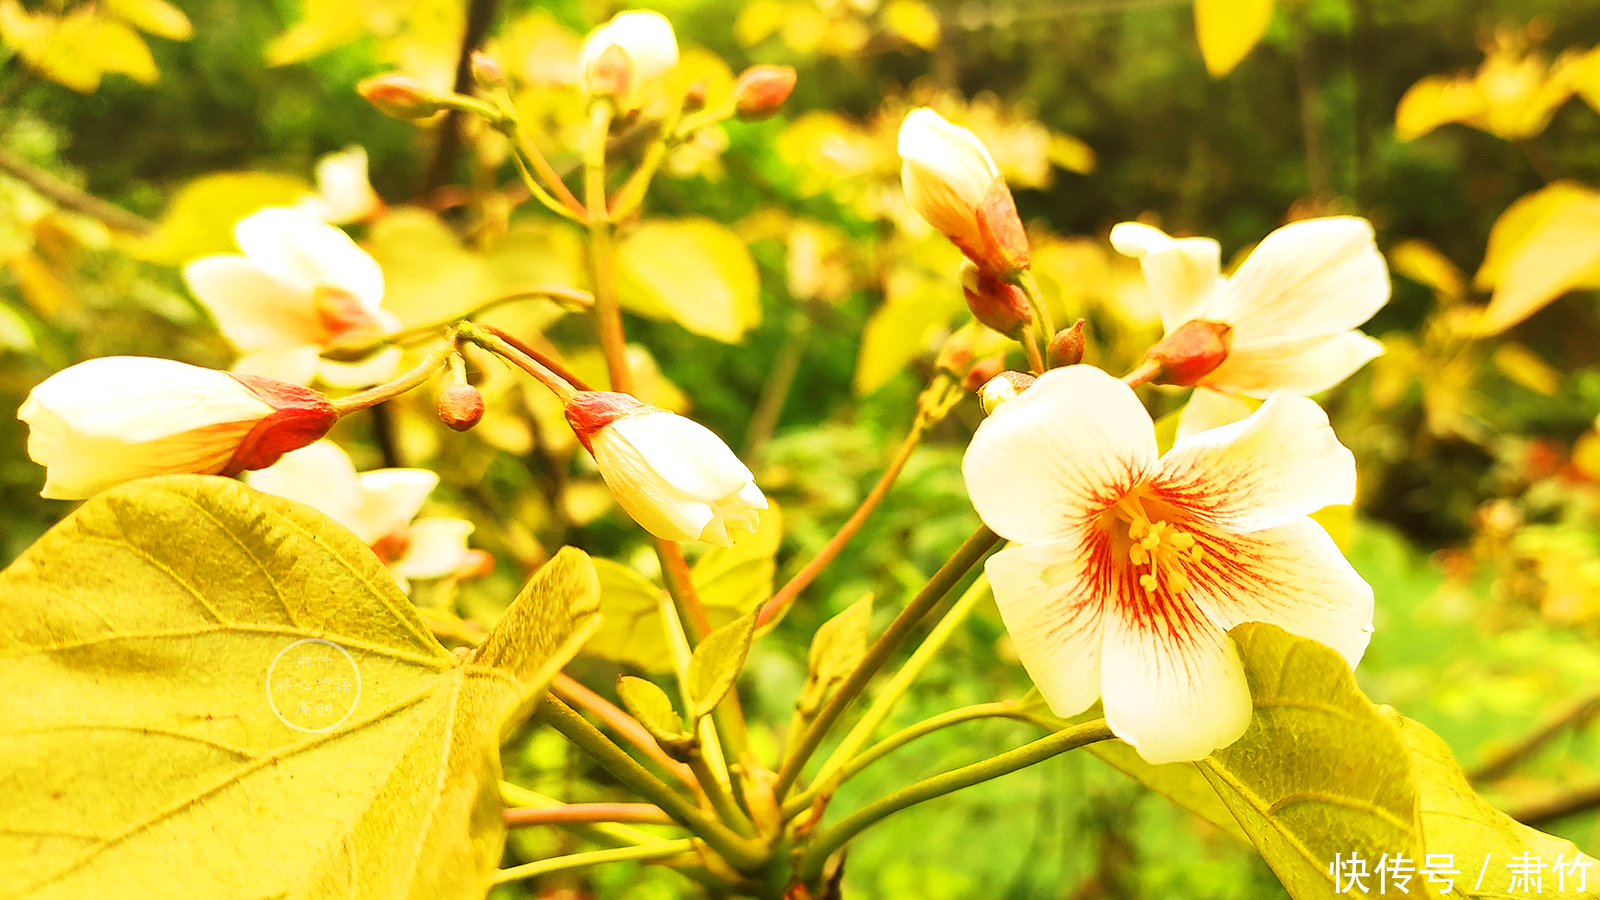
[552,674,697,790]
[505,803,673,827]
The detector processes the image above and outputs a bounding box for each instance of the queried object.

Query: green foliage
[617,675,691,746]
[0,476,599,898]
[796,593,872,717]
[685,611,759,720]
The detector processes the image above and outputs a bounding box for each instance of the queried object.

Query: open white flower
[183,206,400,388]
[245,441,474,589]
[1111,217,1389,435]
[565,391,766,546]
[963,365,1374,764]
[18,356,338,500]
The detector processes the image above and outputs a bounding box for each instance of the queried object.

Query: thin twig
[0,149,153,235]
[505,803,674,827]
[1506,781,1600,828]
[1469,692,1600,782]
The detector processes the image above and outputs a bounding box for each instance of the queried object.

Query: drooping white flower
[962,365,1373,764]
[1111,217,1389,436]
[576,10,679,109]
[297,146,383,225]
[18,356,338,499]
[183,206,400,388]
[245,441,475,589]
[565,391,766,547]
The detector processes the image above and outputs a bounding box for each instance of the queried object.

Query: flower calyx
[960,259,1032,339]
[1144,319,1232,386]
[357,75,442,120]
[734,65,797,119]
[221,374,340,475]
[1048,319,1087,369]
[974,178,1030,278]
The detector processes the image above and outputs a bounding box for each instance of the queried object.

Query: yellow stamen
[1122,512,1200,597]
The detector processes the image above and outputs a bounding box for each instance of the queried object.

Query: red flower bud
[438,384,486,432]
[1145,319,1233,386]
[1048,319,1087,369]
[960,260,1032,338]
[357,75,442,120]
[223,374,341,474]
[734,65,797,119]
[586,43,633,102]
[470,51,505,90]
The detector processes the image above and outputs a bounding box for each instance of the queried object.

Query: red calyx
[221,374,340,475]
[961,263,1033,339]
[564,391,655,453]
[974,178,1031,276]
[1145,319,1233,386]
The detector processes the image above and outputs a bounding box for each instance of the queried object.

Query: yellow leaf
[86,18,159,84]
[1048,133,1096,175]
[1194,0,1275,78]
[0,2,157,91]
[1493,342,1562,396]
[855,239,971,395]
[1388,239,1465,301]
[107,0,192,40]
[265,0,368,66]
[734,0,787,47]
[1473,182,1600,335]
[0,476,600,898]
[5,250,76,320]
[124,172,309,265]
[881,0,940,50]
[1395,74,1487,140]
[615,218,761,343]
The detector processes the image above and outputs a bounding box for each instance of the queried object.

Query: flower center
[1112,497,1204,596]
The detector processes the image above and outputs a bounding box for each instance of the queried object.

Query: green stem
[329,347,452,415]
[793,719,1114,883]
[785,700,1023,819]
[536,696,769,871]
[1016,271,1055,363]
[609,100,685,220]
[498,95,587,217]
[493,839,696,884]
[773,525,1001,798]
[378,285,595,348]
[796,575,994,814]
[690,751,756,838]
[583,102,632,394]
[742,307,812,461]
[457,322,578,402]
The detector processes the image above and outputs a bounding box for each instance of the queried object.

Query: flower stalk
[329,346,453,415]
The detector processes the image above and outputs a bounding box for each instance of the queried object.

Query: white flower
[898,108,1001,259]
[962,365,1373,764]
[18,356,337,499]
[1111,217,1390,435]
[297,146,382,225]
[565,391,766,546]
[245,441,475,589]
[576,10,679,109]
[183,206,400,388]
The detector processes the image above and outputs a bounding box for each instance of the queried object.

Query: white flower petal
[1175,389,1254,442]
[588,426,715,542]
[233,207,385,311]
[309,146,380,225]
[392,517,475,579]
[351,468,440,544]
[183,255,322,350]
[609,412,753,502]
[898,108,999,249]
[1202,331,1384,397]
[962,365,1158,544]
[1206,217,1391,349]
[1099,596,1252,764]
[986,541,1108,718]
[1154,393,1355,533]
[234,345,323,386]
[243,440,362,527]
[1187,517,1373,668]
[1109,222,1222,331]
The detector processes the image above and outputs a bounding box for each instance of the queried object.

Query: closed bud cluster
[733,65,797,119]
[1048,319,1087,368]
[960,260,1032,338]
[357,75,442,120]
[898,108,1031,279]
[577,10,678,111]
[564,391,766,547]
[1145,319,1233,386]
[18,357,338,499]
[438,384,485,432]
[979,371,1036,415]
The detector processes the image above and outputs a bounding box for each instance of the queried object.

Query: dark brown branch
[0,149,154,235]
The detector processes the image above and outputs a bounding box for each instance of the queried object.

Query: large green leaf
[123,172,309,264]
[615,218,762,344]
[1200,623,1428,898]
[0,475,599,899]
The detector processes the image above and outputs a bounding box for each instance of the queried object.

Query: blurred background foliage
[6,0,1600,896]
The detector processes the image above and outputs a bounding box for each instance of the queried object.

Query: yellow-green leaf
[1389,239,1466,302]
[1472,182,1600,335]
[1085,740,1251,844]
[0,475,598,899]
[685,610,758,720]
[1493,343,1562,396]
[692,502,784,625]
[616,218,761,343]
[1198,623,1427,899]
[107,0,192,40]
[880,0,940,50]
[796,594,872,717]
[1194,0,1275,78]
[855,249,967,395]
[617,675,689,745]
[264,0,367,66]
[125,172,310,265]
[584,557,675,673]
